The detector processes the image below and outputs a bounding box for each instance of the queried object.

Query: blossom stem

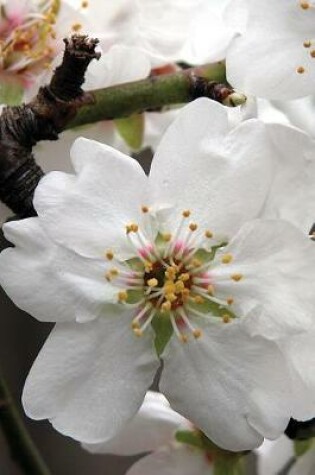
[0,371,51,475]
[68,62,245,128]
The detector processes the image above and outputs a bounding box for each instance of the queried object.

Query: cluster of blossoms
[1,1,315,474]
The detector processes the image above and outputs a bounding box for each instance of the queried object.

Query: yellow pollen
[162,233,172,242]
[109,268,119,277]
[193,329,202,339]
[144,261,153,272]
[194,295,205,304]
[141,205,149,213]
[205,230,213,239]
[147,278,158,288]
[221,253,233,264]
[131,320,140,329]
[182,210,191,218]
[191,258,202,268]
[304,40,311,47]
[175,281,185,292]
[166,293,177,303]
[118,290,128,302]
[180,334,188,343]
[133,328,143,337]
[182,289,190,300]
[300,1,310,9]
[227,297,234,305]
[165,267,177,280]
[189,223,198,231]
[161,301,172,313]
[231,273,243,282]
[126,223,139,234]
[222,314,231,324]
[72,22,82,32]
[105,250,114,260]
[207,284,215,295]
[296,66,306,74]
[179,273,190,282]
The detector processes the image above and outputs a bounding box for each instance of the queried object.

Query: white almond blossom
[84,391,215,475]
[225,0,315,100]
[1,99,315,451]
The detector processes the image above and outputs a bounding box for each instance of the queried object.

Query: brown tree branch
[0,35,100,218]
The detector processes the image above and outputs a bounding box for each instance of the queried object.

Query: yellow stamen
[207,284,215,295]
[296,66,306,74]
[222,314,231,324]
[227,297,234,305]
[189,223,198,232]
[179,273,190,282]
[194,295,205,304]
[182,210,191,218]
[221,253,233,264]
[161,301,172,313]
[300,1,310,9]
[205,230,213,239]
[105,250,114,260]
[147,278,158,288]
[72,22,82,32]
[180,334,188,343]
[118,290,128,302]
[231,273,243,282]
[133,328,143,337]
[193,329,202,339]
[141,205,149,213]
[162,233,172,242]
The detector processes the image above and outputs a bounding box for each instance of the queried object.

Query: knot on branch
[0,34,100,218]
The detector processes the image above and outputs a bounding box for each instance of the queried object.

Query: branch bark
[0,35,100,218]
[68,62,245,128]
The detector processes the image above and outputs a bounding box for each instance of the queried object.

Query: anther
[193,329,202,339]
[191,258,202,268]
[118,290,128,302]
[310,50,315,58]
[189,223,198,232]
[81,0,89,7]
[179,273,190,282]
[147,278,158,288]
[221,253,233,264]
[71,22,82,32]
[304,40,311,48]
[194,296,205,304]
[144,261,153,272]
[180,334,188,343]
[227,297,234,305]
[105,250,114,260]
[231,273,243,282]
[222,314,231,324]
[296,66,306,74]
[133,328,143,337]
[161,301,172,313]
[141,205,149,213]
[162,233,172,242]
[182,210,191,218]
[207,285,215,295]
[300,1,310,9]
[205,230,213,239]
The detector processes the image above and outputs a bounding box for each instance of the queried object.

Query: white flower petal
[0,218,115,322]
[282,332,315,420]
[84,391,188,455]
[34,138,149,258]
[256,436,294,475]
[22,313,159,443]
[226,0,315,99]
[127,445,212,475]
[149,99,273,239]
[160,323,293,451]
[212,219,315,339]
[261,123,315,233]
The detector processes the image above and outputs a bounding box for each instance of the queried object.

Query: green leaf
[151,312,173,357]
[115,114,144,150]
[0,80,23,106]
[294,438,313,457]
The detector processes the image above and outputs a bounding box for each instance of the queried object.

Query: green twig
[0,371,51,475]
[68,62,246,128]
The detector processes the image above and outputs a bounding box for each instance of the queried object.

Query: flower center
[0,0,60,79]
[105,208,243,348]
